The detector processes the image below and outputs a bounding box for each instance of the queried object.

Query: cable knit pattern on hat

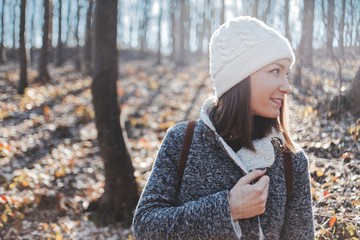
[209,16,295,98]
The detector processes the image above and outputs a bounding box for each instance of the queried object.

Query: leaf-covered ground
[0,56,359,239]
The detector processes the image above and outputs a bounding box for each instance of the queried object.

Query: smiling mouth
[270,98,283,104]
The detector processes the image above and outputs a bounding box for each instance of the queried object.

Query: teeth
[271,99,281,103]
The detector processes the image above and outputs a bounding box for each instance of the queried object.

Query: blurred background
[0,0,360,239]
[0,0,359,68]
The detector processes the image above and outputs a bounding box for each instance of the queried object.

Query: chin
[257,112,280,119]
[252,109,280,118]
[268,113,280,118]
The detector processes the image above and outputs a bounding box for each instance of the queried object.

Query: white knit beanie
[209,16,295,98]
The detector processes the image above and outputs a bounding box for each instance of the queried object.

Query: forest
[0,0,359,239]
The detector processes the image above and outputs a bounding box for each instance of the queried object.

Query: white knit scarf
[200,96,287,240]
[200,96,285,174]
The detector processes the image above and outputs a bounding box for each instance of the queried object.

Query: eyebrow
[272,62,290,71]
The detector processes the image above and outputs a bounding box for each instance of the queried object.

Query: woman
[133,16,314,239]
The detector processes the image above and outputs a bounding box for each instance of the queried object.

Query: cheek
[251,81,269,101]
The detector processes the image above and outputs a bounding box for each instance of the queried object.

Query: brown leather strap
[176,128,293,202]
[273,137,293,201]
[177,121,196,190]
[283,147,293,201]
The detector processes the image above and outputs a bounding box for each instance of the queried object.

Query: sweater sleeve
[132,124,239,240]
[280,150,315,239]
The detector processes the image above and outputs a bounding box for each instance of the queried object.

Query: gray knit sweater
[133,119,314,240]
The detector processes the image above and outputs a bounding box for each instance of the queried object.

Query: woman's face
[249,59,292,118]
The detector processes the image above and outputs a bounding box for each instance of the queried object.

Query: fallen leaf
[328,216,337,227]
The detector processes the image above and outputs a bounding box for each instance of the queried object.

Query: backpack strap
[272,137,293,200]
[177,121,196,192]
[282,147,293,201]
[176,125,293,202]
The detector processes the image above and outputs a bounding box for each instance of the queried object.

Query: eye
[270,69,280,74]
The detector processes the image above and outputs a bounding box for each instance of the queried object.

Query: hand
[229,169,270,220]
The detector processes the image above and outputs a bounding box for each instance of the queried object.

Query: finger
[252,175,270,192]
[238,169,267,185]
[256,175,270,186]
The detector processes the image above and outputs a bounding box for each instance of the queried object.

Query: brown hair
[211,77,295,152]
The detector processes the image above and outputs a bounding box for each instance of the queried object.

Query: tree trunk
[91,0,139,226]
[30,0,36,66]
[347,67,360,116]
[253,0,259,18]
[140,0,150,52]
[205,0,211,51]
[284,0,292,45]
[208,0,214,40]
[261,0,272,23]
[18,0,27,95]
[298,0,314,66]
[84,0,94,75]
[355,17,360,51]
[184,1,191,55]
[12,1,16,54]
[326,0,335,57]
[347,0,353,48]
[0,0,6,64]
[293,65,302,87]
[338,0,346,57]
[75,0,81,70]
[220,0,225,24]
[65,0,71,45]
[36,0,52,83]
[56,0,63,66]
[156,5,162,65]
[175,0,186,65]
[196,0,205,55]
[170,0,177,60]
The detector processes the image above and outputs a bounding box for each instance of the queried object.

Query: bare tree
[324,0,335,57]
[196,0,205,55]
[338,0,346,57]
[346,67,360,116]
[91,0,139,226]
[208,0,215,40]
[261,0,272,23]
[55,0,64,66]
[0,0,6,64]
[156,4,163,65]
[12,0,17,54]
[195,0,212,55]
[346,0,354,48]
[356,18,360,51]
[128,0,137,48]
[65,0,72,45]
[75,0,81,70]
[184,1,191,54]
[84,0,94,74]
[293,0,314,87]
[284,0,292,45]
[139,0,150,52]
[253,0,259,18]
[18,0,27,94]
[220,0,225,24]
[298,0,314,67]
[35,0,52,83]
[170,0,177,59]
[175,0,189,65]
[29,0,36,65]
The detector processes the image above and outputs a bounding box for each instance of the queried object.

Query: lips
[270,98,283,104]
[270,98,283,108]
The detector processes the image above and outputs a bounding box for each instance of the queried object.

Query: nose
[279,77,292,94]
